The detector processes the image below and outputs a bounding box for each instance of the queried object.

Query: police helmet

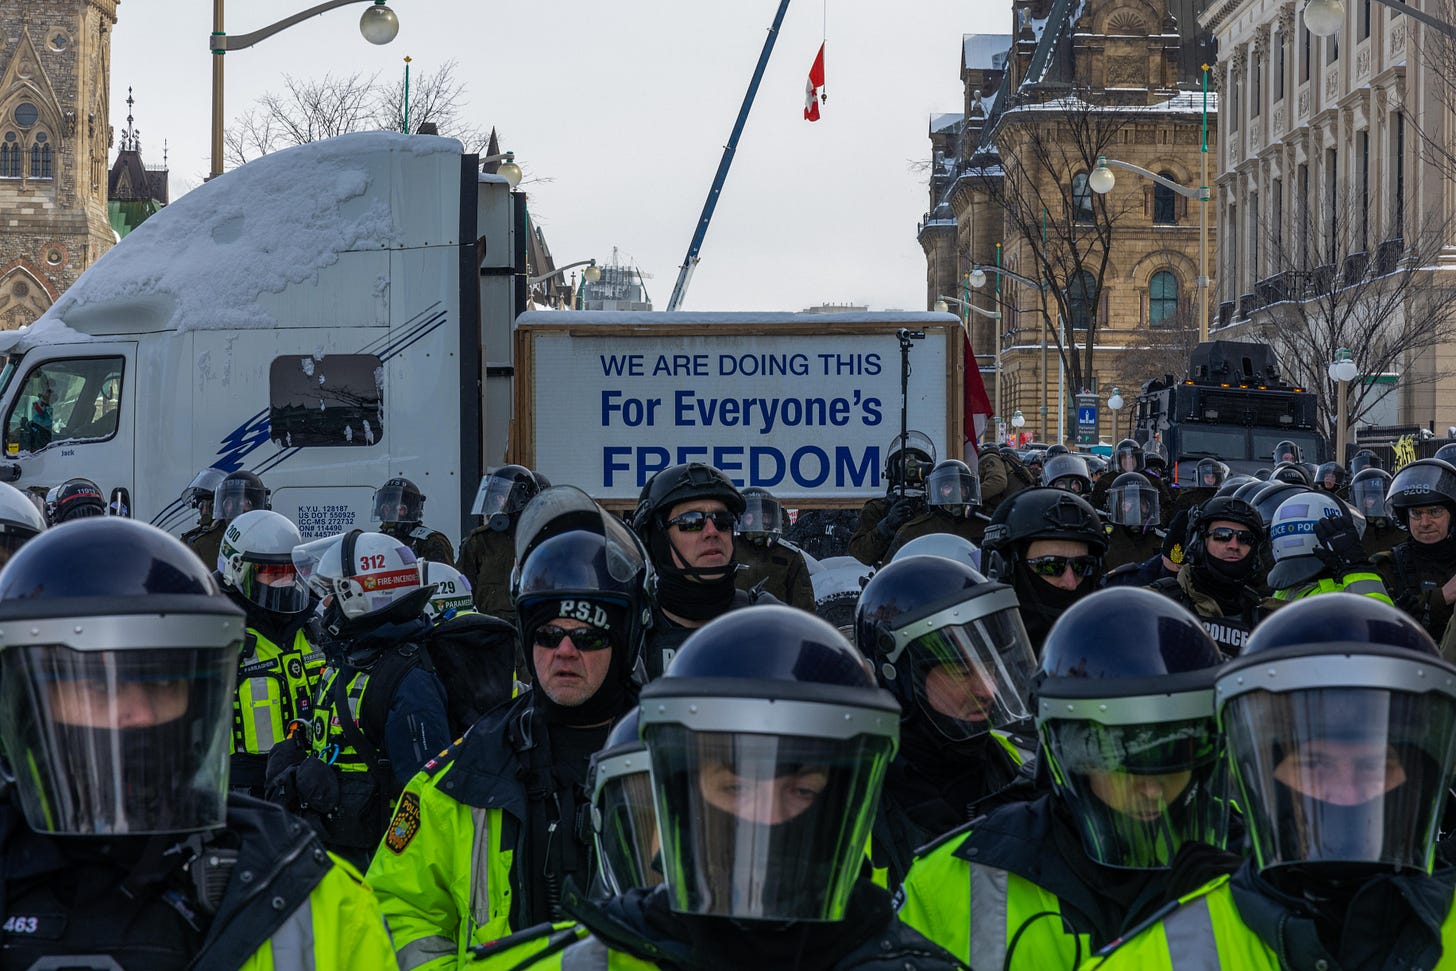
[1106,472,1161,528]
[1114,438,1144,474]
[1266,491,1353,590]
[981,488,1108,581]
[1253,468,1273,481]
[1350,449,1382,476]
[736,487,784,544]
[1232,478,1270,505]
[1142,439,1169,475]
[1042,454,1093,495]
[1221,595,1456,875]
[640,606,898,921]
[1036,588,1228,869]
[532,469,553,490]
[1350,468,1394,522]
[213,470,269,522]
[631,462,745,534]
[421,561,475,623]
[888,532,982,572]
[1273,440,1303,464]
[217,510,310,616]
[1385,458,1456,530]
[0,481,45,565]
[1315,462,1348,493]
[1215,474,1257,498]
[372,476,426,524]
[1183,496,1263,573]
[293,529,433,637]
[471,465,540,532]
[1251,481,1312,529]
[883,431,937,491]
[1435,443,1456,466]
[1194,458,1229,490]
[1046,444,1070,458]
[46,477,105,525]
[589,708,662,896]
[1270,461,1312,487]
[855,556,1034,741]
[926,459,980,518]
[180,467,226,509]
[0,519,245,835]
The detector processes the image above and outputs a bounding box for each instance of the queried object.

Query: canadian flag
[804,43,826,121]
[963,336,994,456]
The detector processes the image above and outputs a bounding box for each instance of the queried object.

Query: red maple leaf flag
[804,43,826,121]
[963,336,993,456]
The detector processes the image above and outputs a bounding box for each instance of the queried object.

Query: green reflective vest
[236,855,399,969]
[309,664,376,772]
[1273,571,1393,604]
[231,627,324,756]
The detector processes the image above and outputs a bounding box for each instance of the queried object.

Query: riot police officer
[216,509,325,797]
[456,465,540,624]
[980,443,1037,514]
[0,519,395,969]
[1148,496,1270,656]
[1373,458,1456,642]
[982,488,1109,653]
[1103,472,1164,570]
[898,588,1238,968]
[1352,467,1402,558]
[1171,457,1228,515]
[374,475,454,564]
[856,555,1037,888]
[553,606,968,970]
[1090,594,1456,969]
[733,486,815,611]
[44,476,105,525]
[1043,453,1094,496]
[186,469,268,573]
[178,465,226,548]
[1269,491,1392,604]
[0,481,44,569]
[367,486,651,953]
[848,430,936,566]
[883,459,986,560]
[633,462,775,680]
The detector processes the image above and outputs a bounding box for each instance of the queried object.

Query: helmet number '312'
[360,553,387,571]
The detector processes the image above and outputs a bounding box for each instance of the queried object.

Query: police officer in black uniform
[374,475,454,564]
[855,555,1037,888]
[0,518,396,969]
[982,488,1108,653]
[1170,458,1228,516]
[847,431,936,566]
[1091,438,1144,511]
[186,469,268,574]
[1373,458,1456,643]
[456,465,540,625]
[1102,472,1165,570]
[554,606,969,971]
[1148,496,1270,656]
[1352,467,1403,558]
[633,462,776,680]
[732,486,815,611]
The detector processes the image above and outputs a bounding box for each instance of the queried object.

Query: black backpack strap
[330,666,392,805]
[356,642,433,760]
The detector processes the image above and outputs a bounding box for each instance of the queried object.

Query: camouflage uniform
[380,521,455,566]
[1103,524,1163,572]
[734,539,816,611]
[455,524,516,623]
[847,495,896,566]
[978,451,1033,514]
[184,518,228,573]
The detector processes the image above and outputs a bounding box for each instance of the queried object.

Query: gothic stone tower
[0,0,118,330]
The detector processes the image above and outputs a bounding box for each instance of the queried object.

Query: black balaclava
[647,527,737,622]
[1010,556,1095,650]
[521,597,637,726]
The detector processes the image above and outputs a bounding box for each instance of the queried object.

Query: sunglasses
[1206,527,1256,545]
[534,624,613,652]
[1025,555,1101,578]
[667,510,737,532]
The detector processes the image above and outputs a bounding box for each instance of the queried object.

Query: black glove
[877,498,918,538]
[1313,516,1369,573]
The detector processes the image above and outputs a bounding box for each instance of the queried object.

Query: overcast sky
[109,0,999,312]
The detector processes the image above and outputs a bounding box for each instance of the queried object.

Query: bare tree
[1112,300,1203,395]
[223,59,488,168]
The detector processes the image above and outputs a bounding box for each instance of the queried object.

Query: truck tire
[815,590,860,639]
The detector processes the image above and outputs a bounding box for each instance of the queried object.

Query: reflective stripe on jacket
[233,627,324,756]
[1273,571,1393,604]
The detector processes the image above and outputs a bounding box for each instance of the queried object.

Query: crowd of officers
[4,434,1456,969]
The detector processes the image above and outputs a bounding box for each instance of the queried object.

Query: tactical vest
[232,628,325,757]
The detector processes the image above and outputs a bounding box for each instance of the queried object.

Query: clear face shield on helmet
[736,493,784,544]
[1220,654,1456,875]
[228,557,309,615]
[0,642,238,835]
[1043,455,1092,495]
[590,746,662,896]
[1039,695,1228,869]
[885,586,1035,741]
[643,699,897,922]
[926,465,981,518]
[372,482,424,523]
[291,531,426,620]
[213,478,267,521]
[1109,480,1161,528]
[884,431,937,490]
[1196,459,1226,489]
[181,468,225,508]
[1351,474,1391,520]
[471,470,535,532]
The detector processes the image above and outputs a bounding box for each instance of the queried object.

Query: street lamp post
[1304,0,1456,40]
[1328,349,1359,466]
[1089,155,1212,341]
[1107,387,1125,444]
[528,259,602,286]
[210,0,400,180]
[970,263,1046,443]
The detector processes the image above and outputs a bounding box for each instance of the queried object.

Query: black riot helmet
[1106,472,1161,528]
[1231,478,1269,505]
[180,467,226,510]
[1036,588,1229,869]
[926,459,981,518]
[736,486,784,545]
[372,476,425,524]
[1435,443,1456,466]
[1385,458,1456,530]
[513,486,655,723]
[640,606,899,922]
[1273,440,1303,465]
[471,465,540,532]
[1142,439,1169,477]
[855,555,1035,742]
[0,481,46,566]
[1350,468,1393,522]
[213,470,269,522]
[1251,481,1312,529]
[1315,462,1348,493]
[1350,449,1382,476]
[0,519,245,835]
[1114,438,1144,474]
[45,477,105,525]
[1222,594,1456,877]
[1042,454,1093,495]
[982,487,1108,580]
[883,430,937,492]
[589,707,662,896]
[1182,496,1263,573]
[631,462,746,534]
[1194,459,1229,490]
[532,469,553,490]
[1215,474,1256,498]
[1270,461,1312,487]
[1045,444,1070,458]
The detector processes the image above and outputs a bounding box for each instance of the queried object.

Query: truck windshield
[1250,429,1322,464]
[1178,427,1249,461]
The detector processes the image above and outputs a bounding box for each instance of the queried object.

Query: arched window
[30,132,51,179]
[1071,171,1095,223]
[1153,172,1179,224]
[1067,270,1097,330]
[0,132,18,179]
[1149,270,1179,327]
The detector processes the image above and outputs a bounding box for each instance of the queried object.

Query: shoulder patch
[421,736,466,776]
[410,525,433,540]
[384,791,422,854]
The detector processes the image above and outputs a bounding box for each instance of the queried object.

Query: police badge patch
[385,791,421,854]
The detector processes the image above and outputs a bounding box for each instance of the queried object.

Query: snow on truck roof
[517,311,963,327]
[3,131,464,354]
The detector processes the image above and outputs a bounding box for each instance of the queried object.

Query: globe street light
[210,0,401,179]
[1328,349,1359,465]
[1107,387,1125,443]
[481,151,523,189]
[1302,0,1456,40]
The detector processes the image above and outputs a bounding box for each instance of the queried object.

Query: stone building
[0,0,119,331]
[920,0,1217,446]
